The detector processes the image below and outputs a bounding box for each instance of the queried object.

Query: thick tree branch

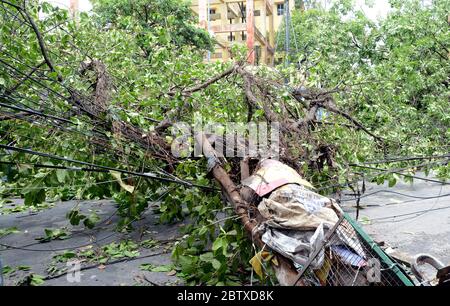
[195,132,303,285]
[21,5,62,81]
[168,65,236,97]
[321,100,384,144]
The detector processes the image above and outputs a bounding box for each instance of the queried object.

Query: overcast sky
[45,0,92,12]
[44,0,393,21]
[355,0,391,20]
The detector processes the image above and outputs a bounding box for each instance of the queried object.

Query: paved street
[1,172,449,285]
[341,172,450,267]
[0,199,182,286]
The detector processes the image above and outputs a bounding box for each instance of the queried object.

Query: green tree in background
[277,0,449,184]
[91,0,214,56]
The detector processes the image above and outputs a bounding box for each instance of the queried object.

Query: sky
[43,0,394,21]
[355,0,391,21]
[44,0,92,12]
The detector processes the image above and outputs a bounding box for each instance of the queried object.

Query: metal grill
[295,213,415,286]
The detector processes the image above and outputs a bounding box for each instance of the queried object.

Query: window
[228,35,235,42]
[212,52,222,59]
[209,8,216,15]
[254,10,261,17]
[239,5,246,18]
[277,3,284,16]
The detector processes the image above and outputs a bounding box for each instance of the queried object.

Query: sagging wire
[340,189,450,202]
[0,107,106,142]
[349,162,450,185]
[368,203,450,224]
[0,108,159,172]
[0,97,177,183]
[0,99,73,125]
[368,185,447,224]
[0,115,125,167]
[359,154,450,165]
[0,143,219,191]
[316,158,450,194]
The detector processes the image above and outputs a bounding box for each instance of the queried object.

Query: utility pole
[284,0,290,66]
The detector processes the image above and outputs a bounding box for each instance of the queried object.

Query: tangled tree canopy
[0,0,448,285]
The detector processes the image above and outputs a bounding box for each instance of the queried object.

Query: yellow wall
[191,0,295,64]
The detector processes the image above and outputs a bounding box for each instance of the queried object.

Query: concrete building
[191,0,295,65]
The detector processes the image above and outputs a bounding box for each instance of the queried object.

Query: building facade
[190,0,295,65]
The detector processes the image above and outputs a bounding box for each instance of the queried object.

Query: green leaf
[2,266,15,275]
[0,226,20,238]
[140,263,173,272]
[388,176,397,187]
[24,189,46,206]
[199,252,214,262]
[67,210,86,226]
[211,259,221,270]
[83,212,100,229]
[30,274,45,286]
[150,264,174,272]
[17,265,31,271]
[212,237,223,252]
[56,169,66,183]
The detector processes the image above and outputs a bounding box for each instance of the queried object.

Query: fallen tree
[1,0,448,286]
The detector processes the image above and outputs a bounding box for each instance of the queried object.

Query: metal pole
[284,0,290,66]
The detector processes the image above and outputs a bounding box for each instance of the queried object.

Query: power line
[0,108,160,170]
[0,107,107,142]
[0,231,118,252]
[0,99,73,125]
[368,203,450,222]
[359,154,450,165]
[341,189,450,202]
[0,144,218,191]
[350,163,450,185]
[42,250,169,282]
[0,160,107,174]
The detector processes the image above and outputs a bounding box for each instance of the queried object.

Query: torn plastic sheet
[335,222,367,259]
[331,245,367,267]
[257,183,367,272]
[261,223,326,269]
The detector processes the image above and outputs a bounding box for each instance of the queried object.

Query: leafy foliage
[0,0,448,285]
[91,0,214,52]
[277,0,449,190]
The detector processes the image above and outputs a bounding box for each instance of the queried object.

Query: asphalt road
[0,199,182,286]
[1,172,449,286]
[341,172,450,268]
